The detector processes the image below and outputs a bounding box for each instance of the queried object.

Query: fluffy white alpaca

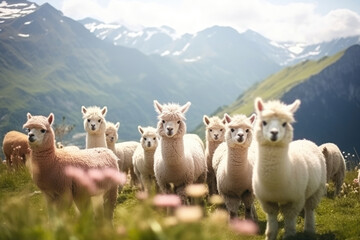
[213,113,257,221]
[132,126,159,191]
[153,100,206,203]
[319,142,346,196]
[252,98,326,240]
[82,106,107,149]
[203,115,226,196]
[105,121,140,186]
[23,113,120,221]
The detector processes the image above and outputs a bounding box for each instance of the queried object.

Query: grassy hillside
[194,50,344,138]
[0,162,359,240]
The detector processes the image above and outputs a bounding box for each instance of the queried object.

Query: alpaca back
[289,140,326,199]
[319,143,345,182]
[184,134,206,182]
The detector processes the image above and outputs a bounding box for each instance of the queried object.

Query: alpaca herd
[1,97,352,238]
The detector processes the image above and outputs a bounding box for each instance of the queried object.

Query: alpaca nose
[147,141,151,147]
[214,134,219,139]
[270,129,278,141]
[28,133,35,142]
[237,133,244,142]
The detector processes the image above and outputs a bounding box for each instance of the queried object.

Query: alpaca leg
[281,201,304,238]
[207,170,217,196]
[242,191,257,222]
[175,184,188,204]
[334,173,344,196]
[103,186,118,221]
[303,188,323,234]
[224,195,241,219]
[261,201,279,240]
[195,171,207,184]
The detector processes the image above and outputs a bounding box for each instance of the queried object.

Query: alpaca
[105,121,140,186]
[319,142,346,196]
[203,115,226,196]
[252,98,326,240]
[132,126,159,191]
[23,113,120,221]
[2,130,31,169]
[82,106,107,149]
[153,100,207,203]
[57,142,80,151]
[213,113,257,221]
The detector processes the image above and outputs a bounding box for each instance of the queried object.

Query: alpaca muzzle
[28,134,36,143]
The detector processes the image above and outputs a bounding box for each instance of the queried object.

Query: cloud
[59,0,360,44]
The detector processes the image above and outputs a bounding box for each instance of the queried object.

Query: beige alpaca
[105,121,140,186]
[252,98,326,240]
[203,115,226,196]
[132,126,159,191]
[319,142,346,196]
[82,106,107,148]
[2,130,31,169]
[153,100,207,203]
[213,113,257,221]
[23,113,119,221]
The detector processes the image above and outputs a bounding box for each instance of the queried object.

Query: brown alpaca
[23,113,120,221]
[2,130,31,169]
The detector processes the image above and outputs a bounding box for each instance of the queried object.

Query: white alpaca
[153,100,206,203]
[23,113,119,220]
[213,113,257,221]
[105,121,140,186]
[252,98,326,240]
[203,115,226,196]
[82,106,107,149]
[132,126,159,191]
[319,142,346,196]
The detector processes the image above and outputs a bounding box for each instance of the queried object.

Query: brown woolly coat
[2,130,30,168]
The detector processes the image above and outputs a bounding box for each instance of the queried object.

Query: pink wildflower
[152,194,181,208]
[229,219,259,236]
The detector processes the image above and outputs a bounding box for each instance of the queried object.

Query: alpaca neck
[257,144,290,186]
[161,136,184,166]
[86,133,106,148]
[107,141,116,153]
[226,145,250,177]
[144,148,156,172]
[207,140,222,157]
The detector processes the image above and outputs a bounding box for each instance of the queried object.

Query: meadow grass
[0,163,359,240]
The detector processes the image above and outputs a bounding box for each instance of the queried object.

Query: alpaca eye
[246,129,249,133]
[162,120,165,124]
[98,119,101,123]
[282,122,287,127]
[153,137,156,140]
[41,129,46,133]
[144,137,147,141]
[209,129,212,132]
[220,129,223,131]
[106,134,108,136]
[27,128,30,132]
[231,129,235,132]
[87,119,90,122]
[177,120,181,124]
[262,121,267,126]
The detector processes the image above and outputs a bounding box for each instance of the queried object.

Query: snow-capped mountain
[0,0,37,22]
[81,18,360,66]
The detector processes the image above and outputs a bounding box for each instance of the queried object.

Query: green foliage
[0,164,359,240]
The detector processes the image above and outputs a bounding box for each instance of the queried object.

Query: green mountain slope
[195,45,360,154]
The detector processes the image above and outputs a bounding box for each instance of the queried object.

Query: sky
[31,0,360,44]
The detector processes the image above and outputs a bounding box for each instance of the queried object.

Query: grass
[0,162,359,240]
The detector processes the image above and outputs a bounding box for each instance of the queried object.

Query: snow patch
[184,56,201,62]
[18,33,29,38]
[161,50,170,56]
[24,21,32,25]
[127,31,143,38]
[172,43,190,56]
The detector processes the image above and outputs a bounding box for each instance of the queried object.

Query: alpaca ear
[221,117,226,125]
[81,106,87,115]
[288,99,301,113]
[203,115,210,125]
[154,100,163,114]
[180,102,191,114]
[138,126,144,135]
[249,113,256,125]
[48,113,54,125]
[27,112,32,120]
[115,122,120,130]
[255,97,264,113]
[101,106,107,116]
[224,113,231,124]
